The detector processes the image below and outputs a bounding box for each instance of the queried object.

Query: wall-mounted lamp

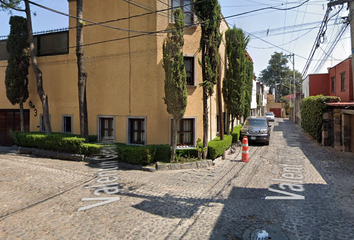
[28,100,35,109]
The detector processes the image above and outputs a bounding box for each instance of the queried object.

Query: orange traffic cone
[242,136,249,162]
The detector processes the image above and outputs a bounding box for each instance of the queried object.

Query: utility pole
[292,53,295,123]
[284,53,295,122]
[328,0,354,101]
[350,1,354,101]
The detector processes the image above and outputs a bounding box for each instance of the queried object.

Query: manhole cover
[243,226,290,240]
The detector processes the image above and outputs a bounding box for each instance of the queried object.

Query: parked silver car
[240,116,271,145]
[265,112,275,122]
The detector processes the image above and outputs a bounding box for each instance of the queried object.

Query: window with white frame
[171,0,194,25]
[127,117,146,145]
[170,118,195,146]
[98,116,115,142]
[62,115,73,134]
[184,56,195,86]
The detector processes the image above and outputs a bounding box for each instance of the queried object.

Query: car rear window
[244,119,267,128]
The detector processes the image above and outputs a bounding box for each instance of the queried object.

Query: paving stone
[1,119,354,239]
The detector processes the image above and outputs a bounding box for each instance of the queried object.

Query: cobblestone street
[1,118,354,239]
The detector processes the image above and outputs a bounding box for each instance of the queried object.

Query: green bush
[231,124,242,143]
[207,135,232,160]
[151,145,171,162]
[115,144,173,165]
[301,95,340,142]
[11,132,101,156]
[116,144,156,166]
[176,148,198,159]
[88,135,98,143]
[81,143,102,156]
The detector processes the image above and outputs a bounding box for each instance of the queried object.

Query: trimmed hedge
[231,124,242,143]
[116,144,171,165]
[176,148,198,158]
[301,95,340,142]
[11,132,102,156]
[207,134,232,160]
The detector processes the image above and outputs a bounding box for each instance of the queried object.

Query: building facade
[0,0,231,146]
[302,57,353,102]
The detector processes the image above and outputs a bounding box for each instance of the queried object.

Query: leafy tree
[258,52,302,102]
[1,0,52,134]
[243,57,254,119]
[163,9,187,162]
[76,0,89,142]
[194,0,222,159]
[5,16,29,132]
[222,27,249,133]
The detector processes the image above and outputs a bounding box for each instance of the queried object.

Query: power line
[28,0,162,34]
[1,0,314,51]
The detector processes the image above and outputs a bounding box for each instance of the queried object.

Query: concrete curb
[18,147,84,161]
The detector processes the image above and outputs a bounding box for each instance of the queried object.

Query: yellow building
[0,0,230,146]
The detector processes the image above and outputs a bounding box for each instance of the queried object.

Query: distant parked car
[240,116,271,145]
[265,112,275,122]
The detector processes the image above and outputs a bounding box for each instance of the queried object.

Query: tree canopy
[5,15,29,106]
[258,52,302,102]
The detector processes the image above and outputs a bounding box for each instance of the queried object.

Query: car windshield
[266,113,273,116]
[244,119,267,128]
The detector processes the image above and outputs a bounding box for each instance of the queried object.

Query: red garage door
[270,108,281,117]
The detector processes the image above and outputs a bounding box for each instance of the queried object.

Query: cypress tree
[163,9,187,162]
[5,16,29,132]
[222,27,249,132]
[194,0,222,159]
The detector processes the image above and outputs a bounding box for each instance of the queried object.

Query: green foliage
[176,148,198,158]
[0,0,22,12]
[243,58,253,119]
[88,135,98,143]
[116,144,171,165]
[196,138,206,158]
[231,124,242,143]
[194,0,222,95]
[301,95,340,142]
[150,145,172,162]
[163,9,187,121]
[223,27,250,121]
[5,16,29,106]
[11,132,102,156]
[258,52,302,100]
[207,135,232,160]
[163,9,187,161]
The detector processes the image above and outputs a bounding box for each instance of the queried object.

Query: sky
[0,0,351,79]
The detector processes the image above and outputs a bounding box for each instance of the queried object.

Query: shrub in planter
[81,143,102,156]
[150,145,171,162]
[116,144,156,166]
[207,135,232,160]
[231,124,242,143]
[11,132,101,156]
[176,148,198,159]
[88,135,98,143]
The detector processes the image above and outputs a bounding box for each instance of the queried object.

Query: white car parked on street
[265,112,275,122]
